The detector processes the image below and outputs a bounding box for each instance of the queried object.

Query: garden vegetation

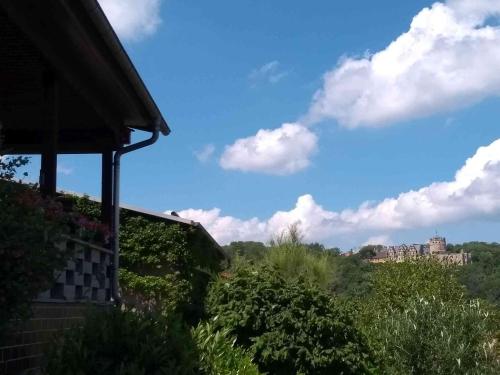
[2,158,499,374]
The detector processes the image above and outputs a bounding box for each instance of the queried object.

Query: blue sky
[25,0,500,248]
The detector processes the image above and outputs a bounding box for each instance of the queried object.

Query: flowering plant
[0,182,72,333]
[73,214,111,244]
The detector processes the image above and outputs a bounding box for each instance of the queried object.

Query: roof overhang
[0,0,169,154]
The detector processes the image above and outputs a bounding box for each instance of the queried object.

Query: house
[0,1,172,373]
[367,236,471,265]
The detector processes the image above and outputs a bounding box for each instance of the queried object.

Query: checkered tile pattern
[37,238,112,303]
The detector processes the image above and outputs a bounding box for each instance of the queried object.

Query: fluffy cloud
[219,123,317,175]
[98,0,162,41]
[249,61,289,86]
[181,138,500,245]
[305,0,500,127]
[57,165,74,176]
[194,144,215,163]
[362,235,392,246]
[222,1,500,174]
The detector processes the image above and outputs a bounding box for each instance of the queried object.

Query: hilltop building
[368,236,471,265]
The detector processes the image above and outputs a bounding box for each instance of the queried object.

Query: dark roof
[0,0,169,154]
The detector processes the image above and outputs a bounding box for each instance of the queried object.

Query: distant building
[429,235,447,253]
[367,236,471,265]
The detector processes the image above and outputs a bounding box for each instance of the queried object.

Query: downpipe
[111,123,160,304]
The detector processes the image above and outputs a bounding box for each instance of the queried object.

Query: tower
[429,235,446,254]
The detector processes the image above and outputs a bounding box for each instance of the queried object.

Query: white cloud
[219,123,317,175]
[181,138,500,245]
[57,165,74,176]
[194,144,215,163]
[249,61,289,86]
[224,0,500,175]
[98,0,162,41]
[305,0,500,128]
[362,235,392,246]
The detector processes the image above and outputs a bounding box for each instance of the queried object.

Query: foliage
[70,194,102,221]
[67,195,223,323]
[357,245,383,259]
[119,217,216,323]
[120,269,192,317]
[265,225,333,289]
[223,241,268,264]
[367,297,500,374]
[303,242,341,256]
[448,242,500,306]
[0,155,30,181]
[369,258,465,310]
[192,321,261,375]
[0,181,71,336]
[44,308,200,375]
[120,217,193,275]
[329,255,374,298]
[206,266,375,375]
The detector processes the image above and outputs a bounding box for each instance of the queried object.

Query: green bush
[370,258,465,309]
[44,308,199,375]
[0,182,71,335]
[265,225,332,289]
[120,269,192,316]
[329,255,374,298]
[367,297,500,374]
[449,242,500,306]
[206,266,375,374]
[192,321,261,375]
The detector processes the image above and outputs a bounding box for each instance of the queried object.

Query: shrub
[329,255,374,298]
[265,224,332,289]
[370,258,465,309]
[44,308,199,375]
[206,266,375,374]
[0,182,70,334]
[367,297,500,374]
[192,321,261,375]
[120,269,192,317]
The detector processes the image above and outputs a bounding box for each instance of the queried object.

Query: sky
[24,0,500,249]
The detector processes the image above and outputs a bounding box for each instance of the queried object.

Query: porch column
[101,150,113,228]
[40,73,59,196]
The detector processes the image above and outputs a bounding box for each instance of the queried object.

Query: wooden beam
[3,128,123,154]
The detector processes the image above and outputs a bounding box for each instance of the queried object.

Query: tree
[265,225,333,289]
[368,258,465,310]
[304,242,341,256]
[206,266,375,375]
[358,244,383,259]
[223,241,268,263]
[448,242,500,306]
[329,255,374,298]
[367,297,499,374]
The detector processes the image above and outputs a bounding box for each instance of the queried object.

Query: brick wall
[0,303,90,375]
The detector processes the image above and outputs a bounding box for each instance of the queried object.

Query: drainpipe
[111,122,160,303]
